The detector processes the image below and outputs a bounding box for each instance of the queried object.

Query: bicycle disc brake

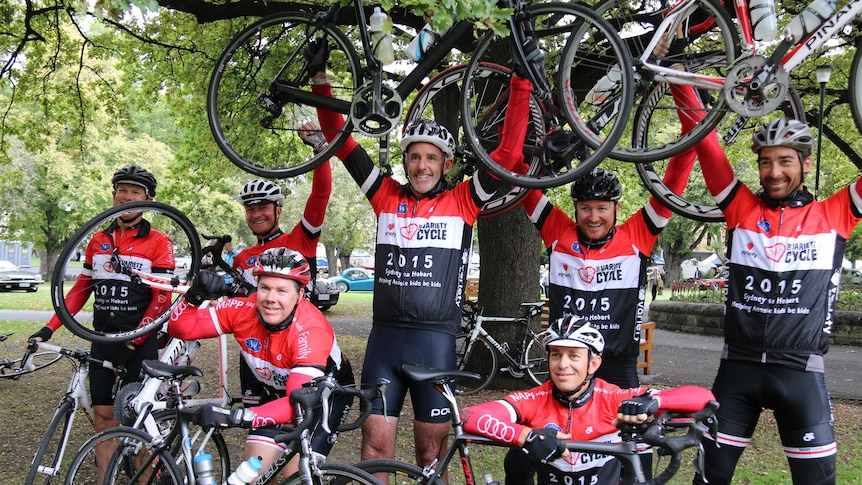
[723,55,789,117]
[351,81,403,137]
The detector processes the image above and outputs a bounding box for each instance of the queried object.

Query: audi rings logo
[476,414,517,442]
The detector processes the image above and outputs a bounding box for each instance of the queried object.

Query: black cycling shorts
[90,334,158,406]
[361,326,455,423]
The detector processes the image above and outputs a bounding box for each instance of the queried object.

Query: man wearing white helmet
[303,39,536,469]
[232,164,331,407]
[672,84,860,484]
[461,316,714,484]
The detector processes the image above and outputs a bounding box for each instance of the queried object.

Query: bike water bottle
[749,0,778,41]
[783,0,837,44]
[369,7,395,65]
[407,24,439,62]
[226,455,263,485]
[193,451,218,485]
[585,65,622,105]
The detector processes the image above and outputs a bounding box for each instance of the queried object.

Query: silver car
[0,260,43,292]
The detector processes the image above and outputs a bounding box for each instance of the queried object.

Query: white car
[0,260,43,292]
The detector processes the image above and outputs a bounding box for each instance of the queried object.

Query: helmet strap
[552,375,595,408]
[256,300,299,333]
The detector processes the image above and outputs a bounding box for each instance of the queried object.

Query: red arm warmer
[46,275,93,331]
[654,385,715,413]
[166,301,222,341]
[248,371,315,427]
[311,84,359,160]
[488,76,533,172]
[461,401,525,446]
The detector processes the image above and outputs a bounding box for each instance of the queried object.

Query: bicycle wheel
[280,462,381,485]
[64,426,183,485]
[355,458,429,485]
[51,201,201,343]
[594,0,740,162]
[634,83,806,222]
[405,62,546,218]
[524,334,548,386]
[26,399,74,485]
[0,350,61,379]
[462,2,634,188]
[850,46,862,136]
[454,333,496,395]
[208,12,362,178]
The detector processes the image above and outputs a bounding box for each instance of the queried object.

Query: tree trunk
[476,204,543,390]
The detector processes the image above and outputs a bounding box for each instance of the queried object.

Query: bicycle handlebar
[200,233,256,296]
[26,339,120,371]
[272,376,389,444]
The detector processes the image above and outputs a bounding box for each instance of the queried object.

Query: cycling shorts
[90,334,158,406]
[361,326,455,423]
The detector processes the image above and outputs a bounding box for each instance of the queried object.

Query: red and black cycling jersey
[169,296,349,427]
[312,78,532,335]
[693,123,862,370]
[47,219,175,333]
[461,380,713,484]
[232,162,331,287]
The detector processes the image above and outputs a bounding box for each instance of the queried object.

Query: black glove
[184,270,225,306]
[618,394,660,418]
[193,404,253,429]
[29,326,53,343]
[303,38,330,77]
[521,427,565,464]
[300,130,328,151]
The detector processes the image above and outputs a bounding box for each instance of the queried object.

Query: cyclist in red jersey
[670,82,855,484]
[461,316,714,485]
[303,39,535,470]
[29,165,174,472]
[169,247,354,481]
[232,169,331,407]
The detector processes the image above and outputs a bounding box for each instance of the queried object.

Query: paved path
[5,310,861,400]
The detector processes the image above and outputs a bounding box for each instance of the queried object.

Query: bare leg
[415,420,450,482]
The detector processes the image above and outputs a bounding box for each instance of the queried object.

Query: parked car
[696,277,727,291]
[175,255,193,270]
[0,260,43,292]
[328,267,375,292]
[310,278,339,311]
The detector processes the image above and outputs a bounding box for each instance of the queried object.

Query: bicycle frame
[464,302,544,373]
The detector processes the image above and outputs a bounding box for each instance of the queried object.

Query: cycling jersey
[232,161,331,287]
[313,78,532,336]
[520,151,694,363]
[461,380,713,485]
[168,296,350,427]
[47,219,175,333]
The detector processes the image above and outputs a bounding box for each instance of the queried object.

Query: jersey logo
[100,243,111,251]
[245,256,258,266]
[764,243,786,262]
[255,366,272,380]
[397,203,408,214]
[401,223,419,239]
[571,242,584,255]
[758,219,771,233]
[544,423,563,433]
[245,337,263,352]
[578,266,596,284]
[388,223,395,230]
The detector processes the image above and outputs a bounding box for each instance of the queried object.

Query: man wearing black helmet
[232,168,331,408]
[671,84,858,485]
[461,316,714,485]
[29,165,174,471]
[305,40,536,470]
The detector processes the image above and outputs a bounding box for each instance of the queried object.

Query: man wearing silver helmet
[672,83,856,484]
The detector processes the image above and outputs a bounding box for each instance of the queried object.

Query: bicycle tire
[64,426,183,485]
[594,0,740,162]
[454,333,497,395]
[279,462,381,485]
[404,62,546,218]
[850,44,862,136]
[524,334,548,386]
[51,201,202,343]
[26,399,75,485]
[462,2,634,188]
[207,12,362,178]
[355,458,431,485]
[634,83,806,222]
[0,350,61,379]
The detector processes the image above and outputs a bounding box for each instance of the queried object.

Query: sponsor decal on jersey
[398,203,408,214]
[400,222,449,241]
[245,337,263,352]
[101,243,111,251]
[758,219,771,233]
[245,255,258,266]
[571,241,584,255]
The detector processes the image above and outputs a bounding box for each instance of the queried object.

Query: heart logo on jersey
[388,223,395,230]
[562,264,569,272]
[256,367,272,380]
[764,243,786,262]
[400,224,419,240]
[578,266,596,283]
[747,242,754,250]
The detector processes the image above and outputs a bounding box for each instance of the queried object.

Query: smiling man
[168,247,353,481]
